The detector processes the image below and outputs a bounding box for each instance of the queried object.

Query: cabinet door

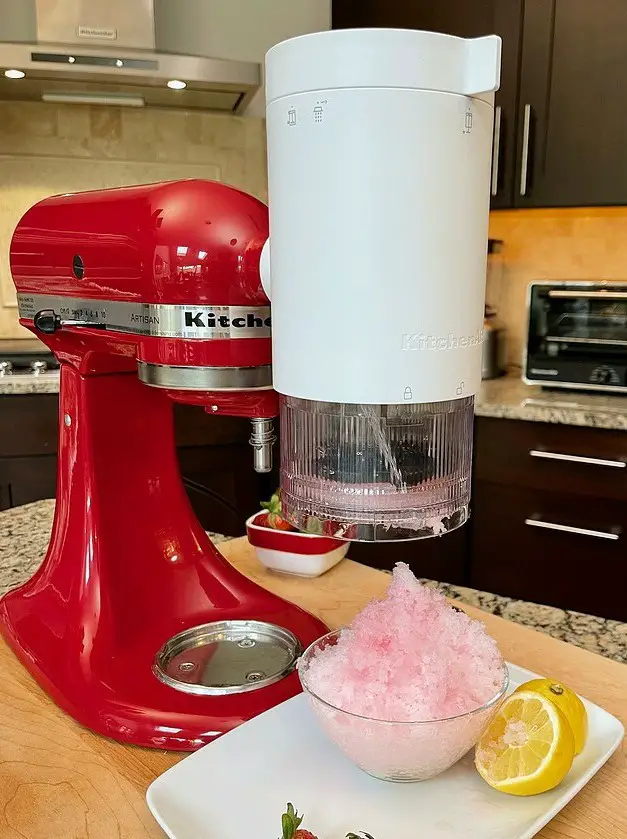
[517,0,627,206]
[332,0,523,208]
[471,481,627,621]
[0,456,57,508]
[177,445,264,536]
[0,482,10,510]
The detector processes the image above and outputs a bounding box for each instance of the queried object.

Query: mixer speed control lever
[33,309,61,334]
[34,309,106,334]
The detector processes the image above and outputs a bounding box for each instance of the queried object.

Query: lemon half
[514,678,588,755]
[475,690,576,795]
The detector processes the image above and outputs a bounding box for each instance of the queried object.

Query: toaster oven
[524,281,627,393]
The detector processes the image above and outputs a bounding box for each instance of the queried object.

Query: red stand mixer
[0,179,327,750]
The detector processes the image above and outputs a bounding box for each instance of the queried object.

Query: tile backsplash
[0,101,267,339]
[489,207,627,368]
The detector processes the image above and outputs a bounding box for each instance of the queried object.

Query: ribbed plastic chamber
[280,396,474,542]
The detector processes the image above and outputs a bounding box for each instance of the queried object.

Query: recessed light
[167,79,186,90]
[4,69,25,79]
[115,59,124,67]
[68,56,76,64]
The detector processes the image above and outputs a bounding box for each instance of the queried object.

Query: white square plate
[147,663,624,839]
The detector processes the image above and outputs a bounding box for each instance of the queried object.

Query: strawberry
[279,803,375,839]
[261,491,296,532]
[269,514,295,531]
[280,803,317,839]
[253,512,269,527]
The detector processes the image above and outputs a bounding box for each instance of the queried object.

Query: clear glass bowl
[298,629,509,782]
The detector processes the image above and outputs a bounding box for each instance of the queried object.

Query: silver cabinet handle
[548,289,627,299]
[529,449,626,468]
[491,105,502,196]
[525,518,620,541]
[519,103,532,196]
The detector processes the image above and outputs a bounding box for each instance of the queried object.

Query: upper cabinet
[333,0,627,208]
[518,0,627,207]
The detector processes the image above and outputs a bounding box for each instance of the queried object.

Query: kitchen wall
[488,208,627,368]
[0,101,267,339]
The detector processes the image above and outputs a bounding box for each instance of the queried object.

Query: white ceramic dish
[246,512,349,577]
[147,662,623,839]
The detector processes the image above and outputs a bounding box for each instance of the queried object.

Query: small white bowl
[246,512,349,578]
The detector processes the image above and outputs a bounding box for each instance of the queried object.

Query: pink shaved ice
[298,564,507,780]
[301,563,504,722]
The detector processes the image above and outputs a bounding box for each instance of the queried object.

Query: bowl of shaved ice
[298,564,509,781]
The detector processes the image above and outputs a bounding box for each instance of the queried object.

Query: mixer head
[10,179,278,473]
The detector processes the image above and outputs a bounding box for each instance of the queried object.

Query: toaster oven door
[526,286,627,390]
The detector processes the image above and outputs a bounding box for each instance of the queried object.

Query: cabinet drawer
[0,456,57,508]
[471,481,627,621]
[0,395,59,456]
[475,417,627,501]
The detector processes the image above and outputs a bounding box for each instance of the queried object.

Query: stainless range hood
[0,0,260,113]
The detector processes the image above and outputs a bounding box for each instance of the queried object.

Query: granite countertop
[476,373,627,430]
[5,370,627,430]
[0,371,60,395]
[1,499,626,664]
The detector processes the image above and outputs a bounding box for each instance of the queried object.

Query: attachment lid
[266,28,501,104]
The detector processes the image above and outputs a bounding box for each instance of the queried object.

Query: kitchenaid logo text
[401,330,484,351]
[183,311,272,329]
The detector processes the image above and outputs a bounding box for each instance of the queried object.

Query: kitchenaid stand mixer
[0,28,500,750]
[1,179,327,750]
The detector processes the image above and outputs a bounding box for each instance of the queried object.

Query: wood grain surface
[1,537,625,838]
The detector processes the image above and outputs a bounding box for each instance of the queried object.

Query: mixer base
[0,592,322,750]
[0,366,327,749]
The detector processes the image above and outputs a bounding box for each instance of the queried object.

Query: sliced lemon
[514,678,588,755]
[475,690,575,795]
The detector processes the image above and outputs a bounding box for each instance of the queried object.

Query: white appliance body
[264,28,500,405]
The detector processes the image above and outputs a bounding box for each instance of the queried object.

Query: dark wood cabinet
[333,0,627,208]
[0,456,58,508]
[517,0,627,206]
[472,416,627,621]
[348,524,469,585]
[0,394,58,510]
[333,0,523,209]
[177,444,265,536]
[472,481,626,620]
